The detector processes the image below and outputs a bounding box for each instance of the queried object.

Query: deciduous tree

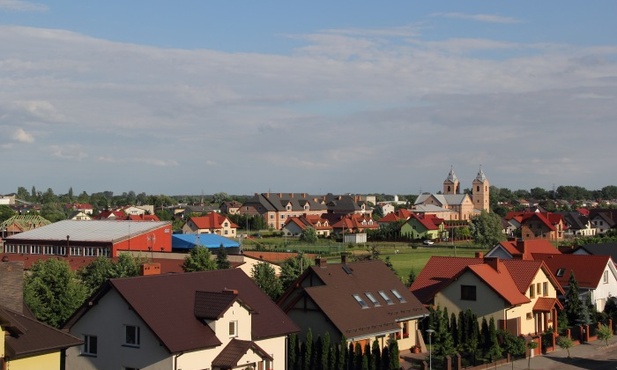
[251,261,283,301]
[182,246,217,272]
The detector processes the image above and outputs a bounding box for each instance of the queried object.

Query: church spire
[475,165,487,182]
[446,165,458,183]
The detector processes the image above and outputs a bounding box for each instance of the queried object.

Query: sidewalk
[496,335,617,370]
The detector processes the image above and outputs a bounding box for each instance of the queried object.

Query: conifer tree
[371,339,381,370]
[322,332,331,370]
[388,339,400,370]
[450,312,459,348]
[336,337,346,370]
[305,329,313,370]
[565,270,583,326]
[485,317,502,362]
[289,333,298,370]
[354,342,363,370]
[380,346,390,370]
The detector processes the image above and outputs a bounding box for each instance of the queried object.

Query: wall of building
[7,351,61,370]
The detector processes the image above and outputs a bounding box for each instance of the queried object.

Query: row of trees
[289,330,400,370]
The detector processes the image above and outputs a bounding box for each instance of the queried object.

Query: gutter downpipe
[174,351,184,370]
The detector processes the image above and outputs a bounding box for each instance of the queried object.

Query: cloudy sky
[1,1,615,196]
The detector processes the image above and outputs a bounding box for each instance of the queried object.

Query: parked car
[423,239,434,245]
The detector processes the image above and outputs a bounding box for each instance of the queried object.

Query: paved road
[497,337,617,370]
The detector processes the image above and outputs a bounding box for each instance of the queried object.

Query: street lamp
[426,329,435,370]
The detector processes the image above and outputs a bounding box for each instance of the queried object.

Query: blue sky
[1,1,616,196]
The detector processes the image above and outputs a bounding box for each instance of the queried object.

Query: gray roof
[412,204,455,213]
[6,220,170,243]
[414,193,469,207]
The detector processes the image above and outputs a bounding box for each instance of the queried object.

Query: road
[498,342,617,370]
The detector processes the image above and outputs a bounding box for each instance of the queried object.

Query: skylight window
[556,268,565,277]
[378,290,393,305]
[365,292,381,307]
[353,294,369,309]
[391,289,406,303]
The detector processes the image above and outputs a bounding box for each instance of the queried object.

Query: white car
[423,239,434,245]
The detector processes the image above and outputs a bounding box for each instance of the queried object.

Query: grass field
[242,237,486,283]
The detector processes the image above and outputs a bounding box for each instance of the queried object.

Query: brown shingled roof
[64,268,298,354]
[211,339,273,368]
[0,305,82,359]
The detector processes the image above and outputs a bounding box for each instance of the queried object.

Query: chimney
[341,252,348,264]
[484,257,500,272]
[315,257,327,268]
[140,262,161,276]
[222,288,239,295]
[516,239,526,254]
[0,261,25,313]
[475,252,484,258]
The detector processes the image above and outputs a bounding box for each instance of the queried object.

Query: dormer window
[286,204,292,211]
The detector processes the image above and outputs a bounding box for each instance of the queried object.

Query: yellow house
[1,305,83,370]
[411,255,563,336]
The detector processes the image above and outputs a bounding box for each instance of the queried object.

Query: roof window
[365,292,381,307]
[556,268,565,277]
[378,290,394,305]
[391,289,406,303]
[353,294,369,309]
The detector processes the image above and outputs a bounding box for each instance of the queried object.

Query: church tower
[443,166,460,194]
[472,166,490,212]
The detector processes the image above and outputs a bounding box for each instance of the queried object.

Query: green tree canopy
[182,246,217,272]
[0,205,16,224]
[470,210,505,248]
[216,244,231,269]
[24,259,88,328]
[79,254,147,294]
[251,261,283,301]
[300,227,318,244]
[279,252,312,291]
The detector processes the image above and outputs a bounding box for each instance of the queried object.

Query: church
[413,167,490,221]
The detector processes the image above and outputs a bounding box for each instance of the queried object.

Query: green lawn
[243,236,486,283]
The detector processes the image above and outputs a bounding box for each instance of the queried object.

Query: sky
[1,1,616,197]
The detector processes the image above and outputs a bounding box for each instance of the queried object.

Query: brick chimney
[484,257,500,272]
[475,252,484,258]
[0,261,25,313]
[341,252,348,264]
[315,257,327,268]
[222,288,239,295]
[140,262,161,276]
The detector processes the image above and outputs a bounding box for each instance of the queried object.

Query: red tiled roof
[128,214,160,221]
[466,263,529,306]
[533,297,563,312]
[496,239,561,260]
[533,254,613,288]
[190,213,238,229]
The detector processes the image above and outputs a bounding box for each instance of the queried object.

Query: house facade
[411,256,563,336]
[64,269,297,370]
[400,213,445,241]
[182,213,238,237]
[282,215,332,237]
[278,258,428,351]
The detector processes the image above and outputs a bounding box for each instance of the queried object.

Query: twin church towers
[443,166,490,213]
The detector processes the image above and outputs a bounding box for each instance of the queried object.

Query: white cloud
[0,0,47,12]
[12,128,34,143]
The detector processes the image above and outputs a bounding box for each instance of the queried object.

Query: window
[229,320,238,337]
[526,312,533,320]
[364,292,380,307]
[391,289,406,303]
[543,282,548,296]
[83,335,98,356]
[378,290,394,305]
[353,294,369,309]
[529,285,535,298]
[604,270,609,284]
[124,325,140,347]
[460,285,477,301]
[556,268,565,277]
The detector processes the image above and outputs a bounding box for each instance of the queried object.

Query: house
[238,193,327,230]
[0,214,51,238]
[559,211,596,237]
[400,213,445,241]
[0,261,83,370]
[282,215,332,237]
[330,214,379,236]
[413,167,490,221]
[589,209,617,234]
[68,210,92,221]
[93,210,126,220]
[182,213,238,237]
[278,257,428,351]
[63,269,298,370]
[323,193,373,217]
[220,201,242,215]
[376,209,413,227]
[572,243,617,264]
[533,254,617,312]
[507,212,565,241]
[486,239,561,260]
[410,255,564,336]
[70,203,94,215]
[3,220,172,258]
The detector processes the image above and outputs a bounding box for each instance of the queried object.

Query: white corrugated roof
[6,220,171,243]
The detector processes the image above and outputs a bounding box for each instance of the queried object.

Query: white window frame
[82,334,98,356]
[229,320,238,338]
[124,325,140,347]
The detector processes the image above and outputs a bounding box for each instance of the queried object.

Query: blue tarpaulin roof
[172,234,240,250]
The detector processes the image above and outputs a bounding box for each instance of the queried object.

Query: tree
[470,210,505,248]
[556,335,573,358]
[79,254,146,294]
[597,323,612,346]
[300,227,318,244]
[24,258,88,327]
[182,246,217,272]
[279,252,312,291]
[484,317,502,362]
[388,339,399,370]
[500,331,525,370]
[216,244,231,269]
[371,339,381,370]
[251,261,283,300]
[0,205,15,224]
[406,268,417,288]
[564,271,583,326]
